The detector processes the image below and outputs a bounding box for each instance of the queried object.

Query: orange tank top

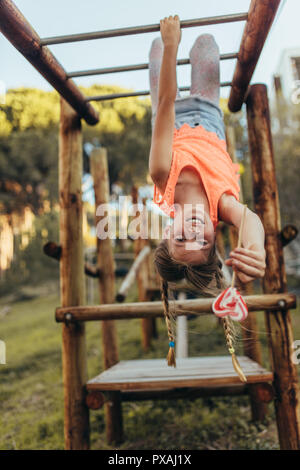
[153,124,240,229]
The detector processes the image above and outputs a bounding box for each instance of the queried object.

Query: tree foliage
[272,101,300,227]
[0,85,152,214]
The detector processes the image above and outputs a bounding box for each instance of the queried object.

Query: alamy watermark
[291,80,300,105]
[292,340,300,365]
[0,340,6,365]
[95,198,205,250]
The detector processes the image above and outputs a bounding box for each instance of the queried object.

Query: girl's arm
[219,194,266,283]
[149,16,181,193]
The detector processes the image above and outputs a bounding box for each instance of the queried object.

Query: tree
[0,86,152,214]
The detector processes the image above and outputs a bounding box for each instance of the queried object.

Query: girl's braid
[161,279,176,367]
[222,317,246,382]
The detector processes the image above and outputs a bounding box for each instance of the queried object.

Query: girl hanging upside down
[148,16,266,363]
[149,15,266,290]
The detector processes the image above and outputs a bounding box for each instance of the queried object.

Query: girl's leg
[189,34,220,106]
[149,37,181,123]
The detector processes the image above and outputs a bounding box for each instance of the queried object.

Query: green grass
[0,281,300,450]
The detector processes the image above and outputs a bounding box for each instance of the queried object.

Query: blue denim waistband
[174,95,225,141]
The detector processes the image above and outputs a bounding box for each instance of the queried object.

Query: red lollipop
[212,286,248,321]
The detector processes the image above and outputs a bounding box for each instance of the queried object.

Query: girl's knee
[149,37,163,59]
[190,34,219,55]
[195,33,217,45]
[150,37,163,50]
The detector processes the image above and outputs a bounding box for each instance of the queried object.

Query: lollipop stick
[226,204,248,382]
[231,204,247,288]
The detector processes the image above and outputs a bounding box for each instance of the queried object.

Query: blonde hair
[154,239,225,294]
[155,239,247,382]
[154,239,226,367]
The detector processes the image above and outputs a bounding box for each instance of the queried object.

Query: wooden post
[59,98,89,450]
[246,84,300,450]
[226,125,267,421]
[273,75,287,130]
[90,147,122,445]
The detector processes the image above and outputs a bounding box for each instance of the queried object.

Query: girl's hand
[160,15,181,48]
[225,247,266,284]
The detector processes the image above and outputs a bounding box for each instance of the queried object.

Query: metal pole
[67,53,238,79]
[0,0,99,125]
[228,0,281,112]
[176,292,188,359]
[86,83,232,102]
[40,13,248,46]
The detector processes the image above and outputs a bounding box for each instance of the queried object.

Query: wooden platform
[86,356,273,391]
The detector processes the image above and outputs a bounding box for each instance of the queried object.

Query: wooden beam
[43,241,100,277]
[59,98,89,449]
[90,147,122,445]
[280,224,298,247]
[43,241,61,260]
[0,0,99,125]
[246,84,300,450]
[85,382,274,408]
[228,0,281,112]
[55,292,296,323]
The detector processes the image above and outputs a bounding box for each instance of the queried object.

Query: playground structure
[1,0,300,450]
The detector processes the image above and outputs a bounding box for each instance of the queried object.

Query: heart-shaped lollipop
[212,286,248,322]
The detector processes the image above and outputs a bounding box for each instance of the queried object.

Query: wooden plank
[86,383,275,409]
[86,356,273,391]
[87,374,273,391]
[95,356,264,372]
[88,365,269,381]
[56,292,296,322]
[121,385,249,401]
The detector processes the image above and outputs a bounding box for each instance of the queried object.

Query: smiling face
[165,204,215,265]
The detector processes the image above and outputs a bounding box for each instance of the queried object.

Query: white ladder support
[176,292,188,359]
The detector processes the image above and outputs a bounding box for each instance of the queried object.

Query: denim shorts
[174,95,225,140]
